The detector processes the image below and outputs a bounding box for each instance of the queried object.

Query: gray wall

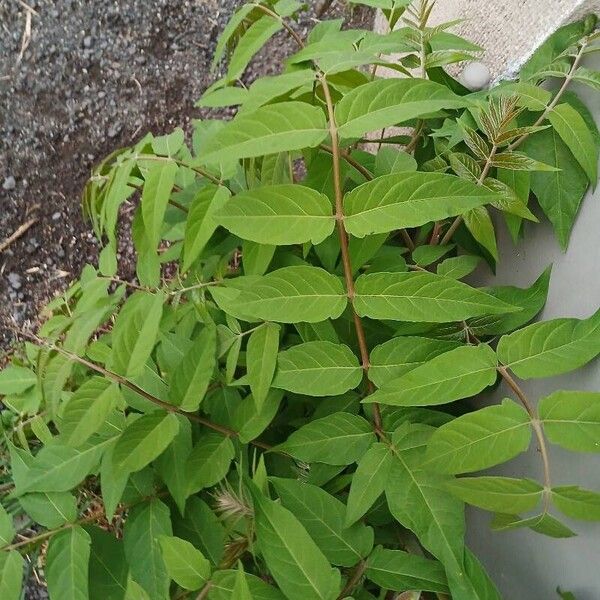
[467,54,600,600]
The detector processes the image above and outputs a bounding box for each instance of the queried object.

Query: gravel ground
[0,0,371,354]
[1,0,371,595]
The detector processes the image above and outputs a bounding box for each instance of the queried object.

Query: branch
[439,143,497,246]
[319,74,383,435]
[337,560,366,599]
[23,333,274,452]
[497,365,552,508]
[508,41,588,152]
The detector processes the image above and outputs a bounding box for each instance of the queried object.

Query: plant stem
[337,560,367,599]
[24,333,274,452]
[251,3,305,49]
[497,365,552,505]
[136,154,226,188]
[508,41,587,152]
[439,143,497,246]
[320,144,374,181]
[319,74,382,434]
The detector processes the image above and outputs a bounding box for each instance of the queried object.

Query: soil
[0,0,373,355]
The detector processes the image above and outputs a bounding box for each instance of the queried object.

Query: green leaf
[0,365,36,395]
[345,443,393,526]
[249,486,341,600]
[233,389,284,444]
[182,185,231,272]
[491,152,559,172]
[88,527,129,600]
[185,433,235,496]
[271,478,374,567]
[226,16,282,82]
[46,526,91,600]
[141,161,178,248]
[110,291,165,378]
[226,565,251,600]
[366,345,498,408]
[169,326,217,411]
[548,102,598,184]
[469,267,551,336]
[369,336,461,388]
[523,128,588,249]
[151,128,184,156]
[247,323,280,411]
[272,341,362,397]
[155,416,192,515]
[444,476,544,513]
[216,184,335,245]
[243,240,276,276]
[344,172,499,237]
[374,147,417,176]
[497,309,600,379]
[412,244,455,266]
[496,169,530,241]
[113,412,179,473]
[463,206,498,260]
[210,266,347,323]
[491,82,551,111]
[101,444,129,521]
[385,425,467,593]
[199,102,328,166]
[173,497,226,566]
[240,69,317,114]
[335,78,466,139]
[209,569,285,599]
[354,271,515,322]
[437,255,481,279]
[552,486,600,520]
[123,499,172,600]
[0,504,14,546]
[158,535,211,590]
[18,439,109,494]
[425,399,531,473]
[60,377,119,447]
[19,491,78,528]
[573,66,600,91]
[277,412,376,466]
[539,391,600,452]
[365,547,448,594]
[0,551,23,600]
[491,512,576,538]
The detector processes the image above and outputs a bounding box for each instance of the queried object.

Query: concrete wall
[374,0,600,81]
[467,55,600,600]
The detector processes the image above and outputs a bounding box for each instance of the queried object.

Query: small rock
[460,62,491,91]
[107,122,122,138]
[8,273,22,290]
[2,176,16,191]
[83,36,93,48]
[51,211,61,221]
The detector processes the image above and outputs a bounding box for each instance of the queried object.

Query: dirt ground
[0,0,372,354]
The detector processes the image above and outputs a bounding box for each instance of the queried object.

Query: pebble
[2,176,16,191]
[51,211,62,221]
[8,273,22,290]
[460,62,491,91]
[83,36,93,48]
